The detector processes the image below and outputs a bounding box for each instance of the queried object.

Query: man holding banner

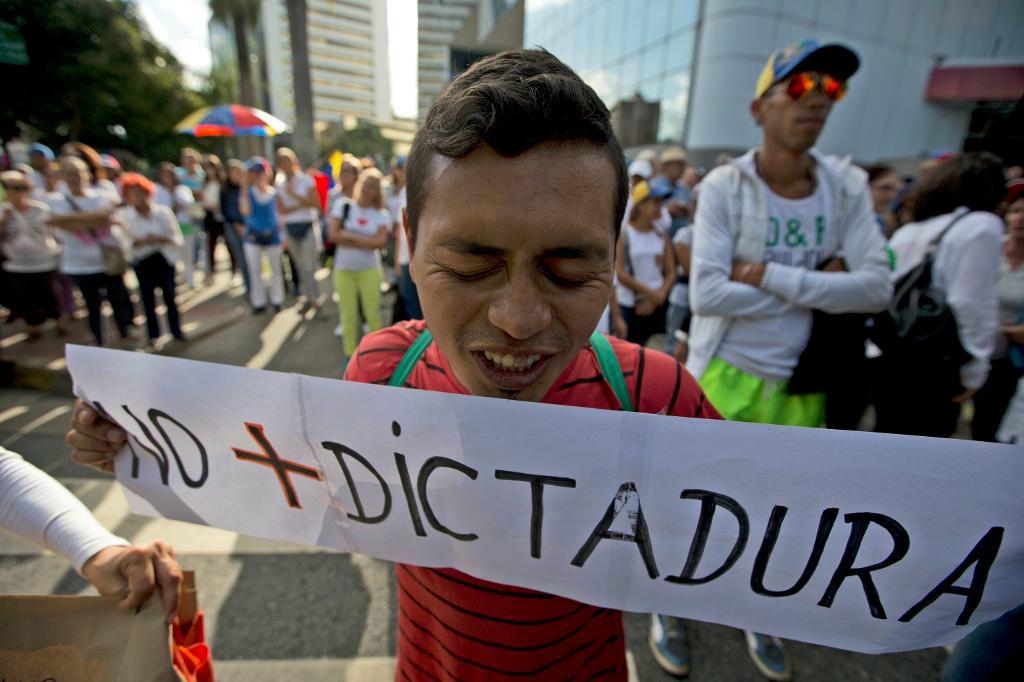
[63,47,1022,682]
[68,49,722,680]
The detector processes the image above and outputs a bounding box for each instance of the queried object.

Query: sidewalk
[0,272,249,394]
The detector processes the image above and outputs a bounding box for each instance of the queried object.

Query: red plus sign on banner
[232,423,323,509]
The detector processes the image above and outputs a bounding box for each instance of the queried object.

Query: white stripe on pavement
[213,657,396,682]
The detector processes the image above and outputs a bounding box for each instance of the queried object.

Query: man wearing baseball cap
[655,39,892,681]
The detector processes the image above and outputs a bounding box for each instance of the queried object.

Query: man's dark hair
[912,152,1006,222]
[862,163,894,185]
[405,48,628,246]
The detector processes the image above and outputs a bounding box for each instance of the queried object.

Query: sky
[135,0,212,78]
[134,0,418,120]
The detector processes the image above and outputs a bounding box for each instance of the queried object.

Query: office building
[525,0,1024,167]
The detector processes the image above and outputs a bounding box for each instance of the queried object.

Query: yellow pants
[334,268,382,356]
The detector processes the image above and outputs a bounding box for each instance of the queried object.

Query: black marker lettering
[899,526,1004,625]
[121,404,171,484]
[147,409,208,488]
[751,506,839,597]
[321,441,392,523]
[818,512,910,619]
[666,489,749,585]
[394,453,427,537]
[494,470,577,558]
[571,482,659,579]
[417,457,479,541]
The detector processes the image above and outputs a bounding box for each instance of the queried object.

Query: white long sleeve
[888,210,1003,390]
[689,180,794,317]
[0,446,128,572]
[760,188,891,313]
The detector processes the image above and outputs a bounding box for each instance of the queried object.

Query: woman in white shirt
[0,170,65,338]
[874,153,1006,437]
[117,173,185,345]
[615,180,675,346]
[154,162,199,287]
[327,168,390,357]
[48,157,134,347]
[201,155,230,283]
[275,147,322,309]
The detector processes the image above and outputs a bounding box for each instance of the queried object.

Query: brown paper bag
[0,594,184,682]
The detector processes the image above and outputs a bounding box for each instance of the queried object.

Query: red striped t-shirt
[345,320,720,680]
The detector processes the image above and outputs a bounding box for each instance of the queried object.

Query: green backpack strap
[589,332,635,412]
[388,329,635,412]
[388,329,433,387]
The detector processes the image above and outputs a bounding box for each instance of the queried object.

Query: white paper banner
[66,345,1024,654]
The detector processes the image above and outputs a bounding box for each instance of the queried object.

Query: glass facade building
[525,0,700,145]
[525,0,1023,167]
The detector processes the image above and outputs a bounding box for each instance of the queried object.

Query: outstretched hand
[66,399,126,474]
[81,541,183,624]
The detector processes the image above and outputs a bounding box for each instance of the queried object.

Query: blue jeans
[942,603,1024,682]
[224,223,250,294]
[399,264,422,320]
[665,302,689,354]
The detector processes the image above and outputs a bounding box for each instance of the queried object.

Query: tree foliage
[0,0,205,163]
[325,120,394,161]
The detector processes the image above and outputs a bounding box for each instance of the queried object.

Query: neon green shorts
[700,356,824,427]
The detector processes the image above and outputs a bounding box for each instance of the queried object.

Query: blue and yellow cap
[754,40,860,99]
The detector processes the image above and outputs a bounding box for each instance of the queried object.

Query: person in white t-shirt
[201,155,231,284]
[48,157,135,347]
[116,173,185,345]
[0,170,64,338]
[275,148,322,309]
[27,143,55,201]
[387,157,422,320]
[665,225,692,356]
[674,40,891,681]
[615,180,675,346]
[327,168,390,357]
[154,163,200,287]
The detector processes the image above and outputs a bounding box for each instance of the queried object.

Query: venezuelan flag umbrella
[174,104,292,137]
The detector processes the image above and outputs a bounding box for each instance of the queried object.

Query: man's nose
[488,273,553,340]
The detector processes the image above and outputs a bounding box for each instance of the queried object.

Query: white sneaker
[334,324,343,337]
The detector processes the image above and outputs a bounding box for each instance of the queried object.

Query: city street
[0,267,948,681]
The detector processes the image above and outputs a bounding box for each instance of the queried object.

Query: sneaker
[334,324,343,337]
[649,614,690,677]
[744,631,791,681]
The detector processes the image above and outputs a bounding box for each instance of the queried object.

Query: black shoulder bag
[867,212,972,369]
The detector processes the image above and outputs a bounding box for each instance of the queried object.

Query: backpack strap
[386,328,636,412]
[589,332,635,412]
[388,329,433,387]
[929,211,970,251]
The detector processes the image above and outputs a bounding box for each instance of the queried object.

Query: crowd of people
[3,39,1021,682]
[0,141,419,354]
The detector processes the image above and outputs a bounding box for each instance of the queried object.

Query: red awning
[926,64,1024,102]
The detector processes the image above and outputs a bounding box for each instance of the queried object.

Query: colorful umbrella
[174,104,292,137]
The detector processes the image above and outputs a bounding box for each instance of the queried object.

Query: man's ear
[750,98,763,127]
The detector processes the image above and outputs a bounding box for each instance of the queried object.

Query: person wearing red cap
[680,40,892,681]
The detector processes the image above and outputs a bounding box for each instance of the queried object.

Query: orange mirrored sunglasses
[785,72,848,101]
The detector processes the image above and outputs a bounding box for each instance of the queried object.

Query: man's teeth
[483,351,542,372]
